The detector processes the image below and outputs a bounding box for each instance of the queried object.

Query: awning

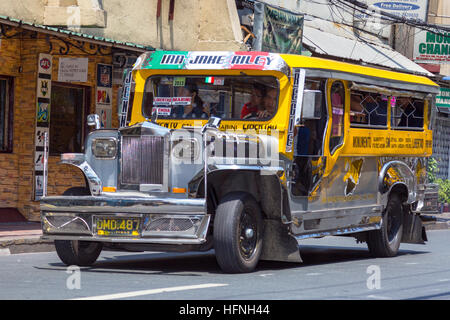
[302,21,433,77]
[0,15,154,53]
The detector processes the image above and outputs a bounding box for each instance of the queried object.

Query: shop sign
[364,0,429,22]
[436,87,450,111]
[413,29,450,64]
[58,58,89,82]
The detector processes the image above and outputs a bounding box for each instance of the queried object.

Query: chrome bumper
[40,195,209,245]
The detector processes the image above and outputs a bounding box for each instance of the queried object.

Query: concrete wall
[79,0,245,51]
[0,0,46,23]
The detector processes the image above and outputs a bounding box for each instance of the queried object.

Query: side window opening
[350,90,388,127]
[392,97,424,130]
[329,81,345,154]
[295,78,326,157]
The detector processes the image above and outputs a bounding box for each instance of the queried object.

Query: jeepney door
[321,80,378,210]
[288,73,328,212]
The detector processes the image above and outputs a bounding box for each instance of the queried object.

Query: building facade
[0,17,148,221]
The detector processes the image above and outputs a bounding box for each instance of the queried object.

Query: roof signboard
[134,51,290,76]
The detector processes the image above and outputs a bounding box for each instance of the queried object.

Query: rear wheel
[213,192,263,273]
[367,193,404,257]
[54,187,102,266]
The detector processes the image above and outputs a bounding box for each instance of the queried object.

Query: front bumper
[40,195,209,245]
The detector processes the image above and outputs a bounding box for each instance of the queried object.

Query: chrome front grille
[121,136,165,187]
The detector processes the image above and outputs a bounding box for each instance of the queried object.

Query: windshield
[142,76,279,120]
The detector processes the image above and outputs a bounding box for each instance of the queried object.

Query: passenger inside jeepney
[173,84,209,119]
[241,84,265,119]
[241,86,277,119]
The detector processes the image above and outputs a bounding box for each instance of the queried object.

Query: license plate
[95,217,140,237]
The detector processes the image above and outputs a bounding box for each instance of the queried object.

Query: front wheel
[213,192,264,273]
[367,193,404,257]
[54,240,103,266]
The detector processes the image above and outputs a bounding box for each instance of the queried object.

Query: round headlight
[92,138,117,159]
[172,138,199,161]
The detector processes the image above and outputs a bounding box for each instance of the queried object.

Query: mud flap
[260,219,302,263]
[402,213,428,244]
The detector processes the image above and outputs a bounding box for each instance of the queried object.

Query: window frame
[328,80,346,155]
[0,76,14,153]
[141,75,280,121]
[49,82,90,156]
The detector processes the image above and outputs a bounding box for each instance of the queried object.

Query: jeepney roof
[280,53,439,93]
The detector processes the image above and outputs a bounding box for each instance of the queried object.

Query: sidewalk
[0,212,449,255]
[0,222,54,255]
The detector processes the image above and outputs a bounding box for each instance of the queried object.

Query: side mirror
[202,116,222,133]
[302,90,322,120]
[87,114,101,130]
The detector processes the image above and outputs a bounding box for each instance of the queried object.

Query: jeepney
[40,51,440,273]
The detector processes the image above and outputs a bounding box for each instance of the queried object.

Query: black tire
[54,186,101,266]
[213,192,263,273]
[54,240,103,266]
[367,193,404,257]
[63,187,91,196]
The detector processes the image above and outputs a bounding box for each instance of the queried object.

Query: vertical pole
[43,131,48,197]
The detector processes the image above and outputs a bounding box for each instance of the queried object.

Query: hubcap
[239,211,258,260]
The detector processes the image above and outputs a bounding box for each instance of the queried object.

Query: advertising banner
[34,53,52,200]
[96,63,113,128]
[253,2,304,54]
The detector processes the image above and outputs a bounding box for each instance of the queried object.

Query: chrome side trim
[60,155,102,196]
[378,160,416,203]
[294,223,381,241]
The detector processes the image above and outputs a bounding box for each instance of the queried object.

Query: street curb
[0,236,54,255]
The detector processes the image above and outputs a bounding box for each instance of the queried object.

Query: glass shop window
[0,77,13,153]
[50,83,89,155]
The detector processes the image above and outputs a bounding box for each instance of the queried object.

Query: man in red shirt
[240,85,265,119]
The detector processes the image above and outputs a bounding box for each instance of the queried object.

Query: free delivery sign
[367,0,429,22]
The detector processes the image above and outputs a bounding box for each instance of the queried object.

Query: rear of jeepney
[40,51,292,266]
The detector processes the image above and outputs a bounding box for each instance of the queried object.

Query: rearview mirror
[302,90,322,120]
[201,116,222,133]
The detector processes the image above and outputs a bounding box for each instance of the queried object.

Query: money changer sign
[414,29,450,64]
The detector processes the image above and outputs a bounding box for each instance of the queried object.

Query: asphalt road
[1,229,450,301]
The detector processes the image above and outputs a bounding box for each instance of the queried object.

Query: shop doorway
[49,83,90,155]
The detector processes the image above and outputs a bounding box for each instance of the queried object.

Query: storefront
[0,16,152,221]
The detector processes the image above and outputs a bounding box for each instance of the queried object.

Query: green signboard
[436,87,450,109]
